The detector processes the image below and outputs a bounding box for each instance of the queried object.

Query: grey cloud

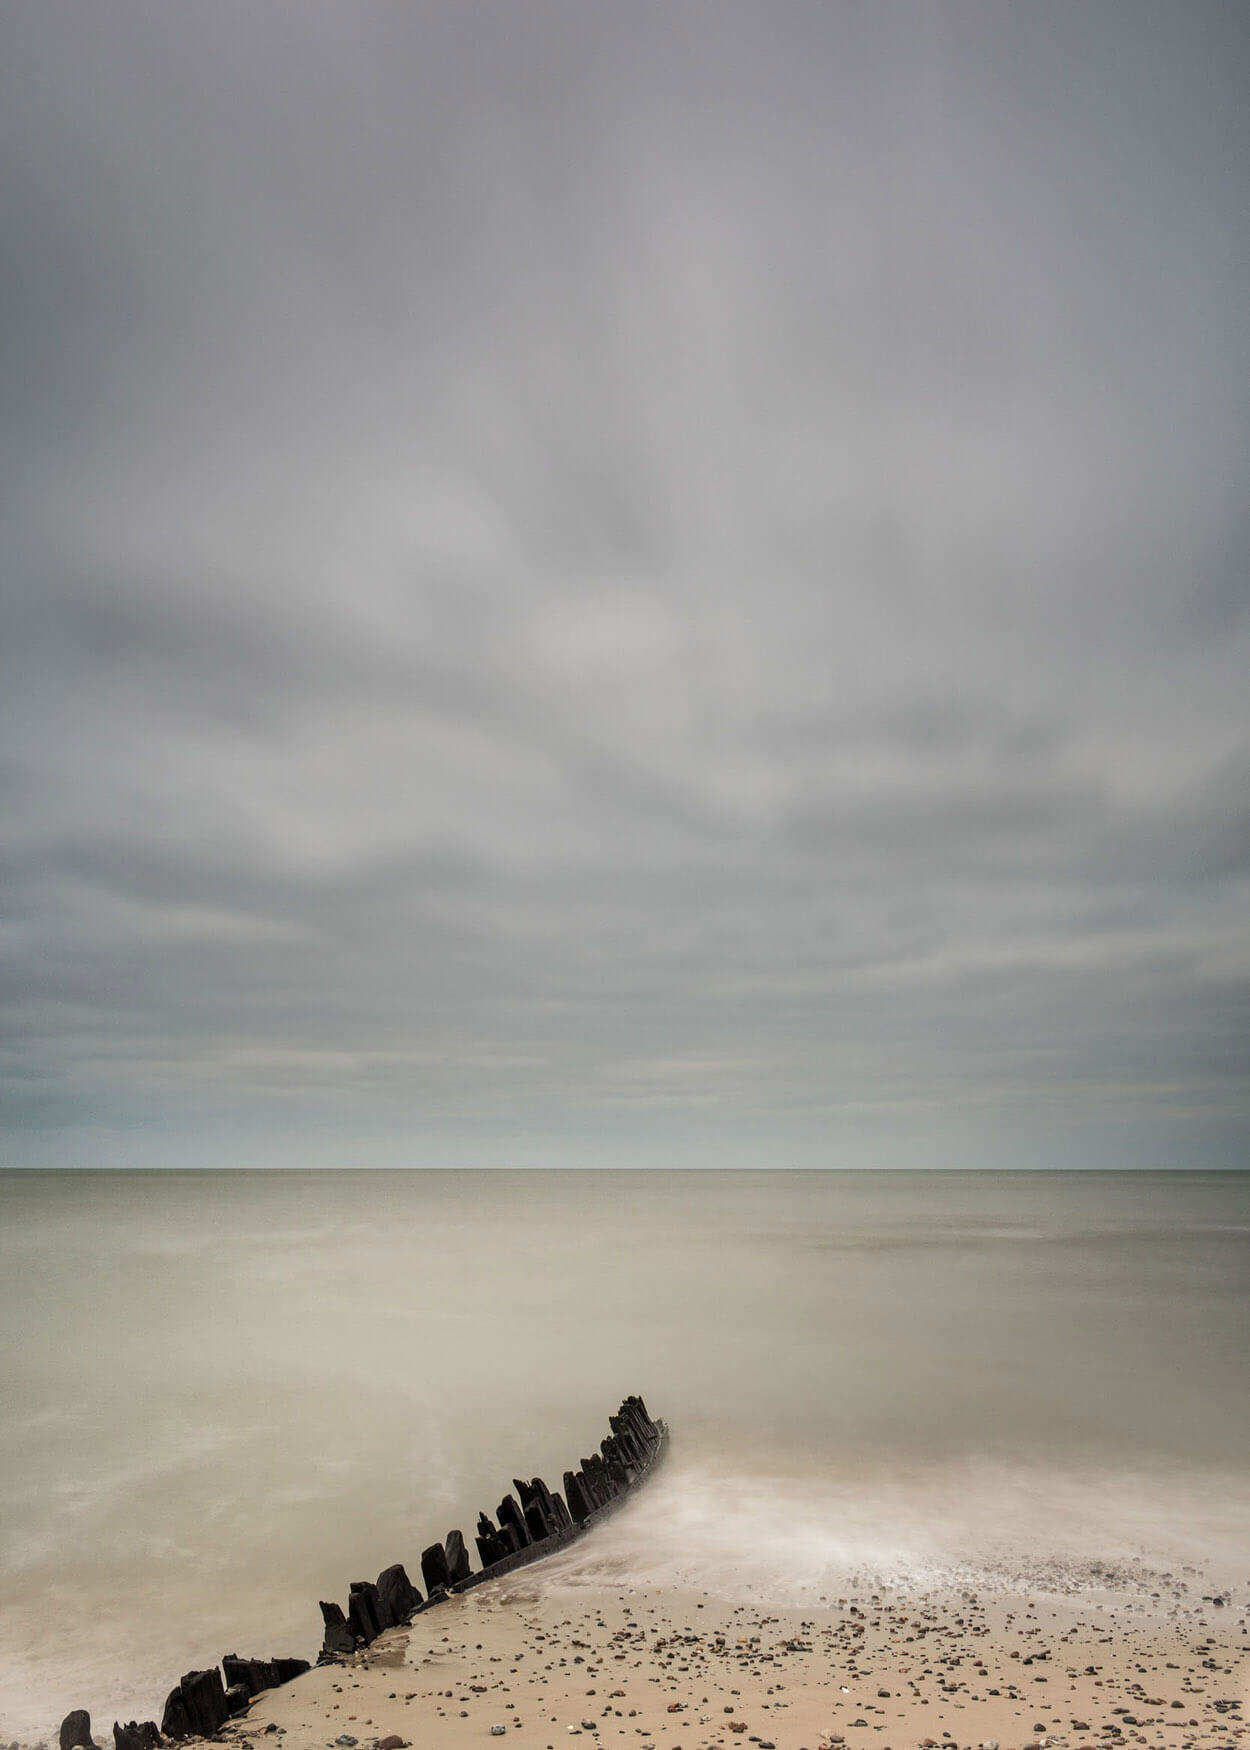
[1,1,1247,1168]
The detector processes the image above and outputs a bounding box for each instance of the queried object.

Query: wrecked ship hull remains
[317,1394,667,1657]
[60,1397,667,1750]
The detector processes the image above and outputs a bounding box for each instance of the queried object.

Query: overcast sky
[2,2,1247,1170]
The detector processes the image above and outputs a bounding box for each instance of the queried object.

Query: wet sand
[237,1569,1247,1750]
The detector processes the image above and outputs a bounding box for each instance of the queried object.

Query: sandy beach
[231,1569,1247,1750]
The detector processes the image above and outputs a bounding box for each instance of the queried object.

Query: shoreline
[20,1486,1249,1750]
[234,1567,1247,1750]
[15,1547,1247,1750]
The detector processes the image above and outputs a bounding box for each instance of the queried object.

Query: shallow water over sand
[1,1169,1247,1738]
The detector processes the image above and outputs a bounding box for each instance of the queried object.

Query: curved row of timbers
[67,1396,666,1750]
[321,1393,666,1656]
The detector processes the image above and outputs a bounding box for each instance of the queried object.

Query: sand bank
[236,1569,1246,1750]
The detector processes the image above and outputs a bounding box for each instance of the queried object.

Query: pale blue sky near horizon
[1,3,1247,1171]
[4,1162,1250,1173]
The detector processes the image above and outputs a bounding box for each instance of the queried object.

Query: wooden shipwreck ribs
[59,1396,667,1750]
[318,1394,667,1653]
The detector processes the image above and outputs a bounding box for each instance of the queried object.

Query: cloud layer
[2,2,1248,1167]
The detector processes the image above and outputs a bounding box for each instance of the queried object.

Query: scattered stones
[79,1405,1250,1750]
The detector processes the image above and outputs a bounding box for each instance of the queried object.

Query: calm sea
[1,1169,1247,1739]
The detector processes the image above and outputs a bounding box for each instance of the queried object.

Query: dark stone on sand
[377,1564,422,1622]
[444,1531,471,1585]
[273,1658,310,1685]
[551,1490,573,1529]
[113,1722,160,1750]
[320,1601,356,1657]
[420,1542,452,1595]
[60,1711,96,1750]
